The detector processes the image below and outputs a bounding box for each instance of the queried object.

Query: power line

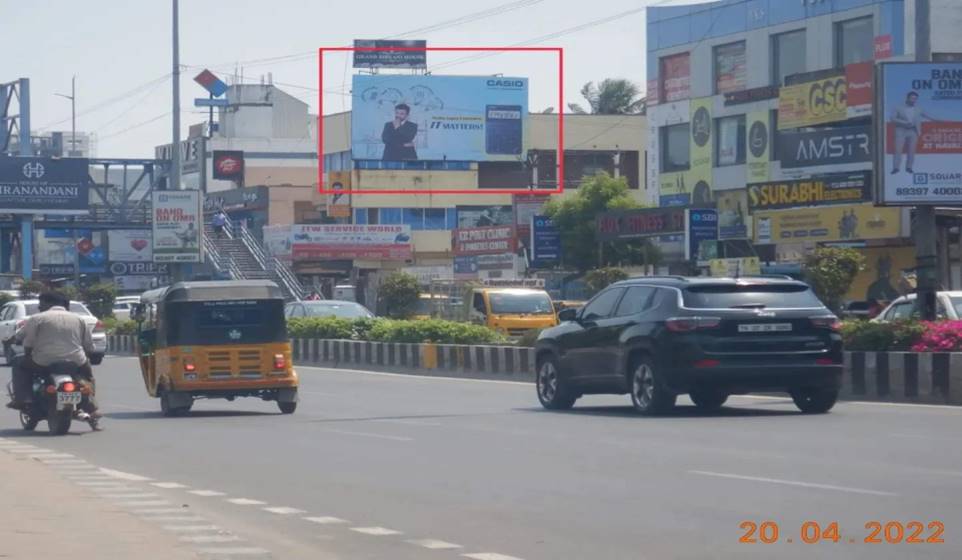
[98,112,171,140]
[37,73,172,131]
[93,75,172,134]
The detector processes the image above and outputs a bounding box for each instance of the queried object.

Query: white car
[872,291,962,322]
[112,296,142,321]
[0,300,107,365]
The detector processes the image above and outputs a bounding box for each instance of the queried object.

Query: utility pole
[171,0,181,192]
[55,76,76,156]
[914,0,938,320]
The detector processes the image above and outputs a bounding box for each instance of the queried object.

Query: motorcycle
[6,361,100,435]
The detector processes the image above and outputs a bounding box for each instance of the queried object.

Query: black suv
[534,276,843,415]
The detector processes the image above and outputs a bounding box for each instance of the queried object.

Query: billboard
[456,205,513,228]
[753,204,901,244]
[212,150,244,181]
[659,97,712,207]
[530,215,561,267]
[597,208,686,241]
[108,230,152,262]
[660,53,690,103]
[0,157,90,215]
[353,40,427,69]
[36,229,107,274]
[686,209,718,261]
[878,63,962,205]
[746,111,770,183]
[351,75,528,162]
[453,226,516,256]
[778,71,847,130]
[152,190,202,263]
[709,257,761,277]
[748,172,872,211]
[291,224,412,261]
[716,189,751,240]
[263,225,293,263]
[777,125,871,170]
[327,171,352,218]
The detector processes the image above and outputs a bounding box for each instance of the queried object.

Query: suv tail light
[665,317,721,333]
[810,315,841,332]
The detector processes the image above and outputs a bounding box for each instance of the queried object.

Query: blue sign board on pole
[686,208,718,261]
[194,98,230,107]
[530,215,561,268]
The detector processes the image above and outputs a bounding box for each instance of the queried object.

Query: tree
[543,172,660,272]
[804,247,865,313]
[584,268,629,297]
[81,282,117,319]
[378,272,421,319]
[568,79,646,115]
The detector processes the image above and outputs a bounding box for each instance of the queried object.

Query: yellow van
[467,287,558,337]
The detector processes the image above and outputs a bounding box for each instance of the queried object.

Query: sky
[2,0,708,159]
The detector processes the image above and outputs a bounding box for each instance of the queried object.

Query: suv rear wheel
[536,355,577,410]
[790,387,838,414]
[688,388,728,411]
[629,357,676,415]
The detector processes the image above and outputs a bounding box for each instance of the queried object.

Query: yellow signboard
[777,74,847,130]
[689,97,713,204]
[716,189,752,240]
[753,204,901,244]
[709,257,761,277]
[746,110,769,182]
[845,246,917,303]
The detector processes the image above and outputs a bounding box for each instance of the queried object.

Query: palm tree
[568,79,646,115]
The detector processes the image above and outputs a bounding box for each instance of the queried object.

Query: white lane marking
[102,493,162,500]
[117,500,172,507]
[304,516,349,525]
[180,535,242,544]
[76,481,130,487]
[151,482,188,489]
[462,554,526,560]
[64,475,114,480]
[163,525,221,532]
[227,498,266,506]
[8,447,44,454]
[131,508,193,515]
[189,490,226,497]
[42,460,90,465]
[324,428,413,442]
[372,418,443,427]
[36,453,76,459]
[195,548,270,556]
[263,506,306,515]
[351,526,403,536]
[408,539,462,550]
[142,516,206,522]
[100,468,152,481]
[688,470,898,497]
[301,365,529,387]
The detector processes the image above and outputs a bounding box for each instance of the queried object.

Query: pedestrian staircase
[202,217,306,301]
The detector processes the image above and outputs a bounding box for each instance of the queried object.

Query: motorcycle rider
[6,291,101,419]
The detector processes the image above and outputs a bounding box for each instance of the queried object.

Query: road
[2,356,961,559]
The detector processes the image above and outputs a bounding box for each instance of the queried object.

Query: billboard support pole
[913,0,938,320]
[19,78,33,280]
[20,216,32,281]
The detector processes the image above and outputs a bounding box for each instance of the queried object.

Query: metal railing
[212,213,306,301]
[203,230,242,280]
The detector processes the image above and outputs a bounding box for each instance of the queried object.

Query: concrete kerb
[105,336,958,404]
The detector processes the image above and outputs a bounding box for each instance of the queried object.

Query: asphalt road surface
[2,356,961,560]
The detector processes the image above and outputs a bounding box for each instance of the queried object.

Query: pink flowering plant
[911,321,962,352]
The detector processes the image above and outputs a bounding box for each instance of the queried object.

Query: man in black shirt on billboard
[381,103,418,160]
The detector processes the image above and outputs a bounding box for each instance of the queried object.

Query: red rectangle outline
[318,46,563,195]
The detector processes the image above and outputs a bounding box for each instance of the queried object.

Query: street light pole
[54,75,76,157]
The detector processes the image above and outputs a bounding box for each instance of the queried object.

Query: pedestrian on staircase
[212,209,228,238]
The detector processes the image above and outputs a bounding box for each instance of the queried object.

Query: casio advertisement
[778,125,871,169]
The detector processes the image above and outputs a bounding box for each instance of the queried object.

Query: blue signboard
[454,255,478,276]
[530,215,561,268]
[194,98,230,107]
[686,209,718,261]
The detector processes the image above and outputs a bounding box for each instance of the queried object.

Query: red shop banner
[452,225,517,256]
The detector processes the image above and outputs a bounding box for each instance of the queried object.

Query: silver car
[0,300,107,365]
[872,291,962,322]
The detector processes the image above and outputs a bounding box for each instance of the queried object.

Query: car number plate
[738,323,792,333]
[57,391,82,409]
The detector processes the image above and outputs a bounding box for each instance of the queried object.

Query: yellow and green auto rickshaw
[133,280,298,416]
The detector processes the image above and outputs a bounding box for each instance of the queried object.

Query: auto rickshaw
[132,280,298,416]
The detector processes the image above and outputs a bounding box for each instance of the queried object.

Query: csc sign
[778,74,847,130]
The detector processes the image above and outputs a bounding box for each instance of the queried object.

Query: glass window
[836,17,874,67]
[661,124,690,172]
[613,286,655,317]
[683,284,824,309]
[715,116,746,166]
[353,208,368,225]
[660,53,690,102]
[403,208,425,230]
[367,208,379,225]
[425,209,446,230]
[951,296,962,318]
[772,30,806,86]
[380,208,402,224]
[446,208,458,229]
[888,301,915,321]
[302,301,374,319]
[488,292,554,315]
[714,42,746,94]
[582,288,626,320]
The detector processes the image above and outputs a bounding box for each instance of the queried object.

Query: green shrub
[19,279,46,299]
[515,328,543,348]
[367,319,506,345]
[0,292,13,307]
[102,318,138,335]
[81,282,117,318]
[286,316,354,340]
[378,272,421,318]
[584,267,629,297]
[841,319,926,351]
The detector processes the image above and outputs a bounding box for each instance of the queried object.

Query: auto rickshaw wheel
[160,389,192,417]
[277,401,297,414]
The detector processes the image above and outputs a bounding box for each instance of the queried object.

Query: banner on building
[748,172,872,211]
[746,111,770,182]
[327,171,352,218]
[152,190,202,263]
[845,246,916,302]
[686,209,718,261]
[212,150,244,181]
[753,204,901,244]
[351,75,528,162]
[660,52,690,103]
[778,71,847,129]
[688,97,713,204]
[597,207,686,241]
[530,215,561,267]
[107,230,152,262]
[204,185,268,213]
[456,205,513,228]
[846,62,874,118]
[155,138,204,175]
[709,257,761,277]
[263,225,293,263]
[716,189,751,240]
[453,226,516,256]
[353,39,427,69]
[109,262,169,276]
[878,62,962,206]
[0,157,90,215]
[777,125,871,170]
[513,194,549,240]
[37,229,106,273]
[291,224,412,261]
